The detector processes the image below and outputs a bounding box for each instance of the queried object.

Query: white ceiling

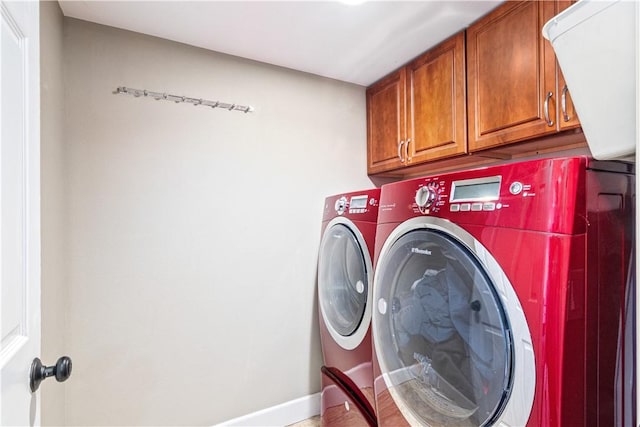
[58,1,502,87]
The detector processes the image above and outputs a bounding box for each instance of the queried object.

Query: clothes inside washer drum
[394,262,500,404]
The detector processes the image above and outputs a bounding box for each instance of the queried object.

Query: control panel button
[471,203,483,211]
[483,202,496,211]
[450,204,460,212]
[460,203,471,212]
[509,181,523,195]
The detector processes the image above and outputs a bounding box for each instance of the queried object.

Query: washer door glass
[319,223,368,337]
[374,229,512,426]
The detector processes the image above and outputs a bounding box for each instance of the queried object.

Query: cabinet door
[556,0,581,131]
[366,69,406,174]
[407,31,467,165]
[467,1,557,151]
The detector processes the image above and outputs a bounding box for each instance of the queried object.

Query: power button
[509,182,523,195]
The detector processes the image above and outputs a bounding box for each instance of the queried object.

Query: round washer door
[373,217,535,426]
[318,217,373,350]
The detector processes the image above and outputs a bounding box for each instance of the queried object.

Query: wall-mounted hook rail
[113,86,254,113]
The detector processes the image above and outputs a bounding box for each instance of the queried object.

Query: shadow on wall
[309,270,322,390]
[369,175,397,188]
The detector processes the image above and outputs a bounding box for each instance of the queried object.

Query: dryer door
[373,217,534,427]
[318,217,374,350]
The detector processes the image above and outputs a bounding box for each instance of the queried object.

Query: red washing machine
[318,189,380,427]
[371,157,635,426]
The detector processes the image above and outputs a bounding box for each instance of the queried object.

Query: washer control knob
[415,185,438,209]
[334,196,347,215]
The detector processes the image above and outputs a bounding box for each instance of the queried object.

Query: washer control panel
[379,156,589,233]
[411,174,538,216]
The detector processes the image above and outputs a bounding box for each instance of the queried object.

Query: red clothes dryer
[318,189,381,427]
[371,157,634,426]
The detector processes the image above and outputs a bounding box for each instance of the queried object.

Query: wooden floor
[287,415,320,426]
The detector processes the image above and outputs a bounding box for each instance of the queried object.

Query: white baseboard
[216,393,321,426]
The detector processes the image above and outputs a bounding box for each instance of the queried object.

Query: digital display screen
[350,195,368,209]
[451,176,501,202]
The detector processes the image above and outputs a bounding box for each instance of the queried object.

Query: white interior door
[0,1,41,425]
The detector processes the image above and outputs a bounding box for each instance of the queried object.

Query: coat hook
[113,86,253,113]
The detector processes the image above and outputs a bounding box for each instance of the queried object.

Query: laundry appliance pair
[318,156,634,427]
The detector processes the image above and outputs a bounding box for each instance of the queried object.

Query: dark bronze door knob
[30,356,72,392]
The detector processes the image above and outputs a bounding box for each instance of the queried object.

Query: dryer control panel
[323,188,381,223]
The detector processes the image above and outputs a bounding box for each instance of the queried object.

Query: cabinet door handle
[397,140,405,162]
[544,91,554,127]
[405,138,412,162]
[561,85,570,122]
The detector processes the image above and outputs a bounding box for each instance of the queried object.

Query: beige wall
[40,2,67,426]
[58,16,371,426]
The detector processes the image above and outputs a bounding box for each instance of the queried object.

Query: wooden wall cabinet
[367,31,466,175]
[365,1,585,177]
[466,0,580,152]
[366,69,406,174]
